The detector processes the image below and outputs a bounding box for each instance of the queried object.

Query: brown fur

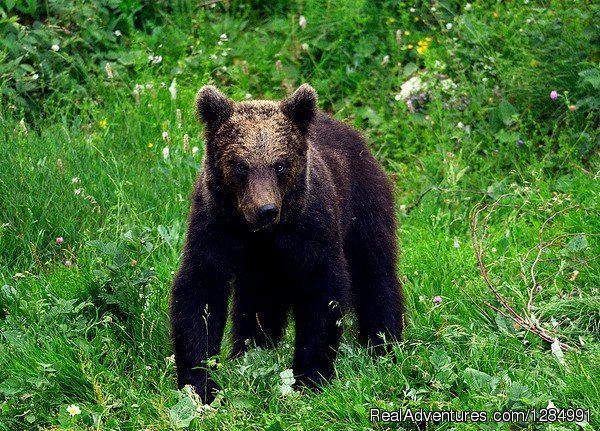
[171,84,404,403]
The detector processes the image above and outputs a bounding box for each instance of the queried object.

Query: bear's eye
[274,162,286,175]
[234,162,249,176]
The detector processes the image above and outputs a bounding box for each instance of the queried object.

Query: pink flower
[550,90,558,100]
[64,260,72,267]
[56,237,64,244]
[433,296,442,304]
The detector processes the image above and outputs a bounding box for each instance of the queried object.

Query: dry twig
[470,199,600,351]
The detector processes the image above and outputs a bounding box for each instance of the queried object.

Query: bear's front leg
[171,261,230,403]
[170,208,234,404]
[292,264,349,388]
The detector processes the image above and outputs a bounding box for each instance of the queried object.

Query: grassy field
[1,1,599,430]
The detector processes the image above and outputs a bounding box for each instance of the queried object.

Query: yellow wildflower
[414,16,420,21]
[99,119,107,129]
[492,11,498,17]
[387,17,396,24]
[404,31,411,36]
[425,37,432,42]
[148,143,154,148]
[417,46,428,55]
[407,44,414,49]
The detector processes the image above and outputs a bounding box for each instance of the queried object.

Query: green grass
[1,1,599,430]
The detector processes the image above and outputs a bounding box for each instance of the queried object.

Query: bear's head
[196,84,317,229]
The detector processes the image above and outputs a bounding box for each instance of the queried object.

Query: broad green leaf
[507,382,531,401]
[497,100,518,126]
[430,347,452,370]
[169,396,196,429]
[463,368,493,391]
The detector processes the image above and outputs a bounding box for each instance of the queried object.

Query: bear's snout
[245,201,280,227]
[256,203,279,225]
[240,170,282,228]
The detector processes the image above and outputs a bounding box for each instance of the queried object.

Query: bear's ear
[280,84,317,134]
[195,85,234,130]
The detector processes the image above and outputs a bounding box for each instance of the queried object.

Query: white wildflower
[162,146,170,159]
[51,44,60,52]
[456,121,464,129]
[192,146,199,157]
[399,76,423,100]
[66,404,81,416]
[32,74,39,80]
[176,109,182,128]
[299,15,307,30]
[446,23,453,30]
[381,55,390,66]
[162,131,170,145]
[19,119,28,135]
[169,79,177,100]
[105,63,113,79]
[453,237,460,248]
[465,3,472,11]
[183,134,189,152]
[301,43,309,51]
[114,30,122,36]
[440,79,456,91]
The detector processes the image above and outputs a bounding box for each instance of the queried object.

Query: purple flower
[56,236,64,244]
[550,90,558,100]
[433,296,442,304]
[517,139,524,148]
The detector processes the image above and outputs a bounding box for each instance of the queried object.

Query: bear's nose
[257,203,278,224]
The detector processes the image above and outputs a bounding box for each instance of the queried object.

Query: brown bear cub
[171,84,404,403]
